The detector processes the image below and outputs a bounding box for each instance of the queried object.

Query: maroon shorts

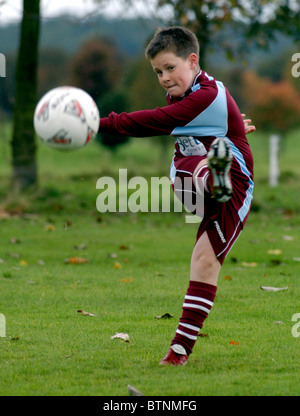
[170,154,252,265]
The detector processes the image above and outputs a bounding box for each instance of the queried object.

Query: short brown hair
[145,26,199,60]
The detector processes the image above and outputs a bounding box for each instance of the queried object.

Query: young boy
[98,26,255,366]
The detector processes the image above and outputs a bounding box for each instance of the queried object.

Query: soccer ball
[34,86,100,150]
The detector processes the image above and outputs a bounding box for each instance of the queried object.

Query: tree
[69,37,123,103]
[69,36,130,151]
[11,0,40,191]
[156,0,300,67]
[242,70,300,186]
[38,49,69,97]
[242,71,300,134]
[93,0,300,68]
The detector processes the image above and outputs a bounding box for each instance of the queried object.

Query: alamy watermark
[291,53,300,78]
[291,313,300,338]
[96,169,204,223]
[0,53,6,78]
[0,313,6,337]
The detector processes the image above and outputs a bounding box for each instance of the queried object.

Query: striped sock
[171,281,217,355]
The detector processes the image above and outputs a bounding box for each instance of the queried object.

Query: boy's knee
[191,249,218,271]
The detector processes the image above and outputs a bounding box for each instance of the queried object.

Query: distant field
[0,125,299,396]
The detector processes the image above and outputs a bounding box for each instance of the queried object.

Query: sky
[0,0,159,25]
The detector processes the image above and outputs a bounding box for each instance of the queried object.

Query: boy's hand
[242,113,256,135]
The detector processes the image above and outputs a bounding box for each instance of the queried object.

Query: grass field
[0,125,300,396]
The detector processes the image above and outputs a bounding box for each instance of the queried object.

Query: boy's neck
[192,69,202,85]
[185,69,202,95]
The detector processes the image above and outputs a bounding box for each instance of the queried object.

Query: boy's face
[150,51,199,98]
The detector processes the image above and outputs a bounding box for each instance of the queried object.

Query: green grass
[0,126,300,396]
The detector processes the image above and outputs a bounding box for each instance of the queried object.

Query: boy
[98,26,255,366]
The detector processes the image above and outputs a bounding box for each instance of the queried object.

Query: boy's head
[145,26,200,61]
[146,26,200,98]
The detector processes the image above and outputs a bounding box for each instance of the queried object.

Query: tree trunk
[11,0,40,191]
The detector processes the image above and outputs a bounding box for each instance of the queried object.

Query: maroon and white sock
[171,281,217,355]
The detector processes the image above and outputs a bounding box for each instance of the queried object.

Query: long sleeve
[98,70,249,161]
[98,73,219,138]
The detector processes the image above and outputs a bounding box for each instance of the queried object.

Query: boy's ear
[188,53,199,69]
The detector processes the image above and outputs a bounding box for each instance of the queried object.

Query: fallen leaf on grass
[44,224,56,231]
[282,209,294,219]
[64,220,72,229]
[229,340,240,345]
[282,235,294,241]
[65,257,88,264]
[111,332,130,342]
[10,335,22,341]
[241,261,257,267]
[73,244,87,250]
[113,261,122,269]
[10,237,21,244]
[261,285,289,292]
[19,259,28,266]
[270,259,282,266]
[77,310,97,316]
[121,277,133,283]
[155,313,174,319]
[224,275,232,280]
[127,384,144,396]
[230,257,238,264]
[267,249,282,255]
[198,333,209,338]
[8,252,20,258]
[64,353,74,359]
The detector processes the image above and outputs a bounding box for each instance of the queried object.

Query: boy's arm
[99,83,218,137]
[99,108,176,137]
[99,86,254,138]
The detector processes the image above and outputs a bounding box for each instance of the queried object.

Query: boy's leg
[159,233,219,366]
[160,138,239,366]
[190,231,221,285]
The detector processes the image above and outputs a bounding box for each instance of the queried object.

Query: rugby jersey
[99,70,254,224]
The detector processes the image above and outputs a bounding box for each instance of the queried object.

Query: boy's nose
[161,72,170,82]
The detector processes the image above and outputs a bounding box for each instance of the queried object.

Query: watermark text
[0,53,6,78]
[291,313,300,338]
[291,53,300,78]
[0,313,6,337]
[103,399,197,413]
[96,169,204,223]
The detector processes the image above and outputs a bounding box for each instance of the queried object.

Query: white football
[34,86,100,150]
